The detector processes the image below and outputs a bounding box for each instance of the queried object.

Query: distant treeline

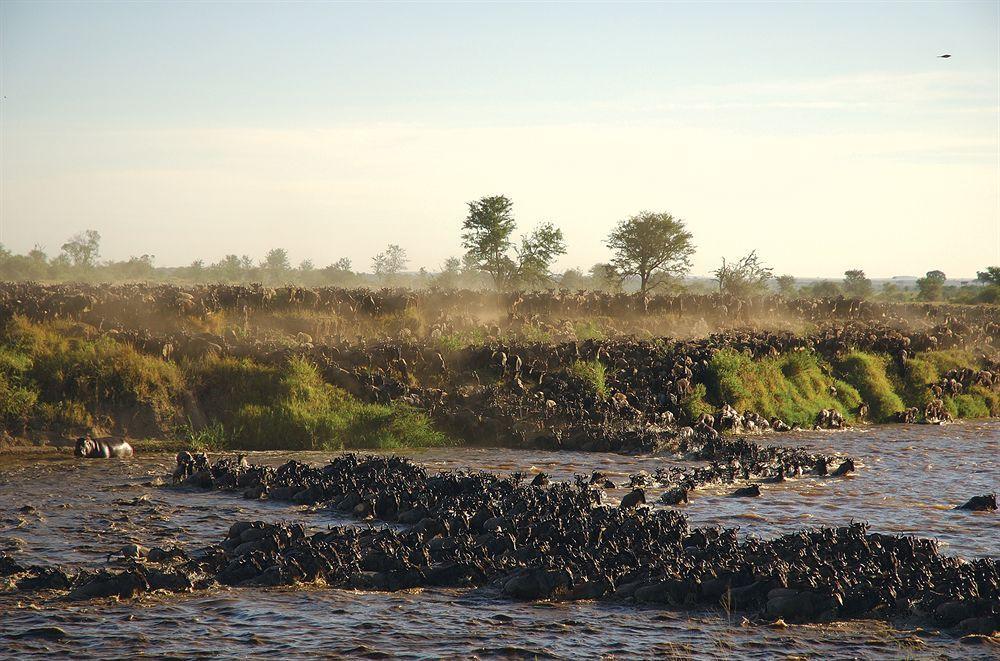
[3,195,999,304]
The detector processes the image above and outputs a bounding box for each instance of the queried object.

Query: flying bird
[939,54,951,58]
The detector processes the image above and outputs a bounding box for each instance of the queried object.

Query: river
[1,422,997,658]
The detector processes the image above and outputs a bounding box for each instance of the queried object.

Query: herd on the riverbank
[2,283,998,637]
[3,284,999,452]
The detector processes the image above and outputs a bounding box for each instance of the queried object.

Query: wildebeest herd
[2,283,998,637]
[3,450,997,635]
[4,283,998,452]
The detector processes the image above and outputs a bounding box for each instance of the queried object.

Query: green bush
[703,349,855,427]
[917,349,978,374]
[0,374,37,427]
[967,385,1000,416]
[680,383,714,421]
[573,319,607,342]
[568,359,608,398]
[949,394,991,419]
[193,355,448,450]
[835,352,904,421]
[35,399,94,431]
[898,357,939,408]
[180,422,229,451]
[0,317,183,433]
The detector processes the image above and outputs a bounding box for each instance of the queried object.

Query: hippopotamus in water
[957,494,997,511]
[74,437,133,458]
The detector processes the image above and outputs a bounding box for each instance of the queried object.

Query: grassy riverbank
[1,317,996,451]
[682,347,998,426]
[0,318,448,451]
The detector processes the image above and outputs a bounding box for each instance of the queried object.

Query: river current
[1,422,997,658]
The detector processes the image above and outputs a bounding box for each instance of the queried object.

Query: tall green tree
[976,266,1000,286]
[372,244,408,284]
[262,248,291,284]
[461,195,566,289]
[808,280,842,298]
[511,222,566,288]
[461,195,517,289]
[775,274,797,297]
[605,212,695,296]
[916,270,946,301]
[560,268,586,290]
[843,269,873,299]
[60,230,101,268]
[432,256,463,289]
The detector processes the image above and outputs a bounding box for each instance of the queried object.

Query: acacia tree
[60,230,101,268]
[843,269,873,299]
[605,212,695,296]
[714,250,773,297]
[461,195,566,290]
[321,257,356,286]
[213,254,246,282]
[372,244,408,284]
[560,268,586,290]
[808,280,842,298]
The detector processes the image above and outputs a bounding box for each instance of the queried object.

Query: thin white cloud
[601,70,998,115]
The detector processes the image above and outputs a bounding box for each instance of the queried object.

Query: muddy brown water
[0,422,997,658]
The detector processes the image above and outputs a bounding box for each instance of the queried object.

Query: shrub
[568,359,608,398]
[180,422,229,451]
[680,383,714,421]
[191,355,447,450]
[949,394,991,419]
[898,357,939,408]
[918,350,978,374]
[835,352,904,421]
[0,374,37,427]
[703,349,854,427]
[35,400,94,432]
[573,319,607,342]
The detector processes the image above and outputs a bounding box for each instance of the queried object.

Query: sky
[1,1,998,278]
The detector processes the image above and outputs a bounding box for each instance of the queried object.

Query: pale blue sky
[1,1,998,277]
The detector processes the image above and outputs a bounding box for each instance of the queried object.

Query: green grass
[435,328,490,353]
[896,356,939,409]
[698,349,859,427]
[520,324,554,344]
[0,317,449,449]
[1,317,996,448]
[680,383,714,421]
[573,319,607,342]
[834,352,905,422]
[179,422,229,451]
[2,317,184,433]
[918,349,978,374]
[189,355,449,451]
[568,359,608,398]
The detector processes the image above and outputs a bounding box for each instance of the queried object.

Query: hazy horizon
[1,1,998,279]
